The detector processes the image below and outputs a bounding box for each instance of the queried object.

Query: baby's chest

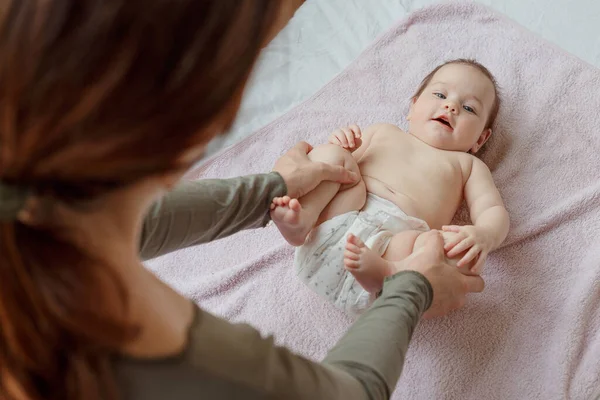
[362,142,463,185]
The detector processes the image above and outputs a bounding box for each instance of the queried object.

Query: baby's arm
[444,158,509,272]
[464,158,509,249]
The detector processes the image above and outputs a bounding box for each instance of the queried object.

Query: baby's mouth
[433,117,453,130]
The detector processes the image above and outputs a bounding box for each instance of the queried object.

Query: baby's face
[407,63,496,152]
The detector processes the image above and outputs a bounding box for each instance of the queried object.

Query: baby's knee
[383,230,422,261]
[413,230,435,252]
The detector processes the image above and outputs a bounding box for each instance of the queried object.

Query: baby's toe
[347,234,365,248]
[289,198,301,211]
[345,242,360,254]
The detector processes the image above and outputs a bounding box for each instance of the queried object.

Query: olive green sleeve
[323,271,433,398]
[139,172,287,260]
[115,272,432,400]
[200,271,432,400]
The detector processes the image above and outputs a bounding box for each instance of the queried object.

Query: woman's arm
[139,142,358,260]
[244,271,431,400]
[124,231,484,400]
[119,271,431,400]
[140,172,286,260]
[322,271,432,398]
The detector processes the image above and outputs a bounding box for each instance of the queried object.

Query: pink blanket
[146,2,600,398]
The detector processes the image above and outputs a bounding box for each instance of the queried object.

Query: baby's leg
[343,229,478,295]
[405,230,477,274]
[271,144,365,246]
[344,230,421,293]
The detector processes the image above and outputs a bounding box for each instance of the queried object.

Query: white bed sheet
[203,0,600,160]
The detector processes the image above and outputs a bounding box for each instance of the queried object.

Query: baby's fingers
[457,246,480,267]
[446,237,474,257]
[341,127,355,148]
[471,251,488,274]
[335,130,349,148]
[443,233,464,251]
[328,134,341,145]
[349,124,362,138]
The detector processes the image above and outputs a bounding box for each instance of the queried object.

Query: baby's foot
[270,196,312,246]
[344,233,393,294]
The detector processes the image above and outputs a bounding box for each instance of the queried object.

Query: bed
[203,0,600,160]
[147,1,600,399]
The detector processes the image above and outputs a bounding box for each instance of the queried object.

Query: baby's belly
[363,176,457,229]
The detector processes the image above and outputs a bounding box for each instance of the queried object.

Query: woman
[0,1,484,399]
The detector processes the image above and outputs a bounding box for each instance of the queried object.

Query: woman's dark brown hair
[0,1,282,399]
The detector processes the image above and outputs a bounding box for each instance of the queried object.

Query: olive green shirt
[115,172,432,399]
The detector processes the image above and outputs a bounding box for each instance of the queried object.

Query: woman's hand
[272,141,359,198]
[390,230,485,319]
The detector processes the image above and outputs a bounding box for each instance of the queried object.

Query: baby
[270,59,509,314]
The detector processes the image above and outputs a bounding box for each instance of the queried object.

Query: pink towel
[146,2,600,399]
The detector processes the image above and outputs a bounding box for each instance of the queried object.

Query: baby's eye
[463,105,476,114]
[434,92,446,99]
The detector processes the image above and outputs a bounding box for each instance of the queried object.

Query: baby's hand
[442,225,493,274]
[328,124,362,151]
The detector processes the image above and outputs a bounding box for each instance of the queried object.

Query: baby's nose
[444,103,457,113]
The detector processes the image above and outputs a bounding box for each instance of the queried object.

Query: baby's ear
[471,128,492,154]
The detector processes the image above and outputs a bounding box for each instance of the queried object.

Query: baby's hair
[412,59,501,129]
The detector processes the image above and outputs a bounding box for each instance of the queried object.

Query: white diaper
[294,193,429,316]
